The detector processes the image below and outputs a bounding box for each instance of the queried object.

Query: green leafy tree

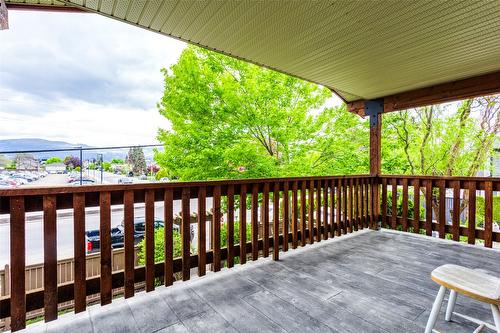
[126,147,147,175]
[382,96,500,176]
[156,46,367,180]
[382,96,500,224]
[45,157,62,164]
[111,158,124,164]
[102,161,112,172]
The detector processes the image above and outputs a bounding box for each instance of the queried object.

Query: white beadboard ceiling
[5,0,500,102]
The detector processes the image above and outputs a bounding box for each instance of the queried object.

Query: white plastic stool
[425,264,500,333]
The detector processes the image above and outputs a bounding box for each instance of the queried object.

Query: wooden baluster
[181,188,191,279]
[353,178,363,230]
[343,179,348,232]
[262,183,270,257]
[381,178,387,229]
[239,184,247,264]
[251,184,259,260]
[425,180,433,236]
[452,181,460,242]
[197,187,206,276]
[438,180,446,239]
[300,180,307,246]
[484,181,493,248]
[273,182,280,260]
[467,181,476,245]
[323,180,329,239]
[315,180,321,242]
[43,195,57,322]
[364,178,370,229]
[10,197,26,331]
[227,185,235,268]
[212,186,221,271]
[402,178,408,232]
[413,179,420,233]
[330,179,336,237]
[391,179,397,229]
[336,179,342,235]
[73,193,86,312]
[145,189,155,290]
[291,181,298,248]
[359,179,365,230]
[164,189,174,286]
[308,180,315,243]
[123,190,135,298]
[349,178,354,232]
[370,178,376,229]
[99,191,112,305]
[283,181,290,251]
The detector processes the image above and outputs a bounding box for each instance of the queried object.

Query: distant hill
[0,138,157,162]
[0,138,89,153]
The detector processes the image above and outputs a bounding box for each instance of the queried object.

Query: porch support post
[365,100,383,228]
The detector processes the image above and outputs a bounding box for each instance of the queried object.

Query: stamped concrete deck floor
[15,230,500,333]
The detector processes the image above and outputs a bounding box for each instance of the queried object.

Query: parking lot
[0,170,50,188]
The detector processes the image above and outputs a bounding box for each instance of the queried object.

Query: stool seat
[431,264,500,306]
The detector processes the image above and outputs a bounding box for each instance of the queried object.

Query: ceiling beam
[348,70,500,116]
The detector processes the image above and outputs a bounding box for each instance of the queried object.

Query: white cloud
[0,10,185,146]
[0,94,172,146]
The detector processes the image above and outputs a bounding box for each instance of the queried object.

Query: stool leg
[445,290,457,321]
[491,304,500,333]
[425,286,447,333]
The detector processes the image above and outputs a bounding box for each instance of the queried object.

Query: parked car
[118,177,133,184]
[70,179,96,186]
[85,227,124,254]
[0,181,14,189]
[119,217,188,244]
[120,217,182,243]
[85,218,189,254]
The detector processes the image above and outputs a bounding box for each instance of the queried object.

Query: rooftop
[17,230,500,333]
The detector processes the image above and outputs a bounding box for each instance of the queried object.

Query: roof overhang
[5,0,500,111]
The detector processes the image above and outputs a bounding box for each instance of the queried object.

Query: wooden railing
[379,176,500,246]
[0,175,375,331]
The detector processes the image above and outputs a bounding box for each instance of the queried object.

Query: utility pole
[97,153,103,184]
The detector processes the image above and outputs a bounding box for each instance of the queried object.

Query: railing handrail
[0,175,373,214]
[0,174,373,197]
[380,174,500,182]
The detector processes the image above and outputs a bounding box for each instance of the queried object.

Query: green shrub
[137,221,252,266]
[385,190,424,219]
[137,228,183,265]
[475,195,500,227]
[220,221,252,248]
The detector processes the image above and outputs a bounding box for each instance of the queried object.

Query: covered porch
[1,0,500,332]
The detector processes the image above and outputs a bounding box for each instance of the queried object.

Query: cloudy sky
[0,10,186,146]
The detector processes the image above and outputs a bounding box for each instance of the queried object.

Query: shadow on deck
[17,230,500,333]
